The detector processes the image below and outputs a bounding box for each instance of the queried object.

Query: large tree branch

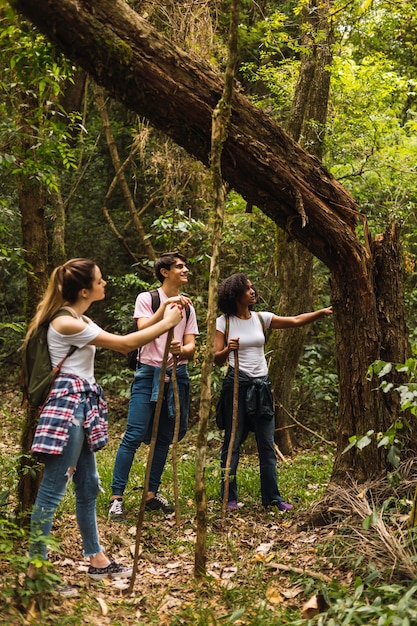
[11,0,360,270]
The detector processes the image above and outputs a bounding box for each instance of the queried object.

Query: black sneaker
[145,494,175,514]
[88,561,133,581]
[108,498,126,521]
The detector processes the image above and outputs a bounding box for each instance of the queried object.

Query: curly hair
[218,273,257,315]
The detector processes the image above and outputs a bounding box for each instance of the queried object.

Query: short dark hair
[218,272,257,315]
[154,251,187,283]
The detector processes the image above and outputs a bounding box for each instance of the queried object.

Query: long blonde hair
[24,258,97,344]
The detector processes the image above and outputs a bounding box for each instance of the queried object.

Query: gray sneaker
[55,583,79,598]
[108,498,126,521]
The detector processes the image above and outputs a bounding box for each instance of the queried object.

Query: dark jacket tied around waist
[216,367,274,429]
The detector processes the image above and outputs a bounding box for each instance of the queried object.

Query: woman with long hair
[214,273,332,512]
[26,258,182,595]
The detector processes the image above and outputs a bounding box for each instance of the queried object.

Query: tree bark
[269,232,313,456]
[11,0,412,483]
[194,0,239,576]
[269,0,333,456]
[17,163,48,520]
[11,0,359,259]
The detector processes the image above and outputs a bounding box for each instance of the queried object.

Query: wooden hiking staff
[221,351,239,519]
[171,354,181,527]
[128,327,174,592]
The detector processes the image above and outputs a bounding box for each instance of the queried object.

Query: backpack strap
[54,307,89,324]
[150,288,191,321]
[131,289,191,370]
[52,308,83,358]
[223,314,230,348]
[149,289,160,313]
[256,312,266,337]
[224,312,265,348]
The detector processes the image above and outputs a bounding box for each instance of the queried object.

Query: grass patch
[3,392,417,625]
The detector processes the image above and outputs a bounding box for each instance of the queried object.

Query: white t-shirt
[47,320,101,383]
[216,311,273,378]
[134,287,199,368]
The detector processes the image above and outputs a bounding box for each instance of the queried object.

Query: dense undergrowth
[1,382,417,625]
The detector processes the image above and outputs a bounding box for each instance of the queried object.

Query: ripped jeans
[29,399,103,560]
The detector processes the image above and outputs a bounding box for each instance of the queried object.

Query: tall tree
[194,0,240,577]
[10,0,412,485]
[0,14,82,516]
[268,0,334,455]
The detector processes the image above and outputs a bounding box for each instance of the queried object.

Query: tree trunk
[194,0,239,576]
[17,166,48,520]
[50,70,88,266]
[12,0,412,483]
[270,0,333,456]
[269,233,313,455]
[16,69,89,519]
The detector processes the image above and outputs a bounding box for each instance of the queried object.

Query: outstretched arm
[270,306,332,330]
[92,304,183,354]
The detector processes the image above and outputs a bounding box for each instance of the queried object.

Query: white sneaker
[108,498,126,521]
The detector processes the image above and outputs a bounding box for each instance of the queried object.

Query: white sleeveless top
[47,320,101,383]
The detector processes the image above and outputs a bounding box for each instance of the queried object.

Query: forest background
[2,0,417,624]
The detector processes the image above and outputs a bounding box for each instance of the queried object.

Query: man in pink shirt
[109,252,199,520]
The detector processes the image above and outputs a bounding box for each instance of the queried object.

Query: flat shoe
[88,561,132,581]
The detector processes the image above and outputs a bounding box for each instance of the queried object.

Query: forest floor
[0,384,349,626]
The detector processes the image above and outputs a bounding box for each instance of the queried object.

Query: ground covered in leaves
[1,385,346,625]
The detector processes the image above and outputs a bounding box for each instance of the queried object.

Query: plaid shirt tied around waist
[31,374,108,455]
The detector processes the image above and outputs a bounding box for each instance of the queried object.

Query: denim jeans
[220,374,282,507]
[111,363,190,496]
[29,399,102,560]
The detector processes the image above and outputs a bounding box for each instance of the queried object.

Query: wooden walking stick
[171,354,181,527]
[128,327,174,592]
[221,350,239,519]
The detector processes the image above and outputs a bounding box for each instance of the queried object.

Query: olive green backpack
[21,309,78,409]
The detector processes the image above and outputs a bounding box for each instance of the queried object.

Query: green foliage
[293,579,417,626]
[368,357,417,416]
[342,357,417,467]
[0,13,81,191]
[104,272,155,332]
[0,204,27,335]
[0,491,69,612]
[220,194,277,294]
[150,209,207,256]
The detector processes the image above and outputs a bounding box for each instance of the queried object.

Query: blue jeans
[111,363,190,496]
[220,374,282,507]
[30,400,102,560]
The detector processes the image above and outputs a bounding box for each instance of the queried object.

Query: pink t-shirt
[134,288,199,368]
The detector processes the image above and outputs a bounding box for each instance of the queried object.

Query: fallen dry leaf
[265,584,284,605]
[281,586,304,599]
[96,596,108,616]
[301,593,329,619]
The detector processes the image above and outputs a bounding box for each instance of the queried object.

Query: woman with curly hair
[214,272,332,512]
